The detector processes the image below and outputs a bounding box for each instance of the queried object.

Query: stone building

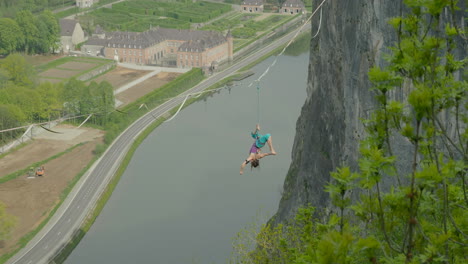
[280,0,305,14]
[59,19,86,54]
[76,0,99,8]
[240,0,264,13]
[83,27,233,70]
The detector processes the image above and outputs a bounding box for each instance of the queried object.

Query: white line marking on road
[57,232,61,236]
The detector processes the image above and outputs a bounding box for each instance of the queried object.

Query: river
[66,49,309,264]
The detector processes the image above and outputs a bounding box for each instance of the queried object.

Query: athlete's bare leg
[267,137,277,155]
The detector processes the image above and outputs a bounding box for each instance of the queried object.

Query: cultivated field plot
[58,61,97,71]
[90,66,152,89]
[0,125,104,255]
[115,72,181,107]
[40,68,79,79]
[80,0,231,32]
[37,57,113,83]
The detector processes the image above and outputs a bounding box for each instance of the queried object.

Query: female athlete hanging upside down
[240,124,277,175]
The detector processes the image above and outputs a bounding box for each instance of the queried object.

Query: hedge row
[122,0,231,13]
[113,1,231,23]
[87,1,230,32]
[86,8,190,31]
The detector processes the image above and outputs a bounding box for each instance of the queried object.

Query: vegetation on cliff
[232,1,467,263]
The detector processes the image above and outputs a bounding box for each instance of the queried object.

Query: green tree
[37,10,60,54]
[36,81,63,120]
[15,10,40,54]
[93,81,115,115]
[0,67,10,88]
[62,79,115,119]
[0,201,16,242]
[0,104,26,130]
[3,86,41,121]
[62,78,87,115]
[0,18,24,55]
[0,54,36,87]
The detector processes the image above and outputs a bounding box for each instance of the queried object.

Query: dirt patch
[0,125,104,254]
[115,72,181,107]
[39,68,78,79]
[0,125,102,178]
[24,54,65,67]
[58,61,98,71]
[90,66,152,89]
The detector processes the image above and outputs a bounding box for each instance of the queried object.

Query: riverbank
[53,31,311,262]
[4,22,311,263]
[65,47,310,264]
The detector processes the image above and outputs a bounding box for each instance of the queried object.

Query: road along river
[66,50,309,263]
[7,23,310,264]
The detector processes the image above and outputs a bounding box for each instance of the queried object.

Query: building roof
[94,25,105,34]
[85,37,107,46]
[242,0,263,6]
[59,19,79,37]
[101,27,227,51]
[282,0,305,8]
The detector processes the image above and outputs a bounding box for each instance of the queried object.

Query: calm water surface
[66,51,309,264]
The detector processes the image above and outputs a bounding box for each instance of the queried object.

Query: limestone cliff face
[274,0,467,222]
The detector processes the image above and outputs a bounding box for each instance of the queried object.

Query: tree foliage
[232,1,467,263]
[0,54,36,87]
[0,9,60,55]
[0,18,24,56]
[15,10,40,55]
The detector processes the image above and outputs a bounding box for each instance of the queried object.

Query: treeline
[0,0,74,17]
[0,54,114,142]
[0,10,60,55]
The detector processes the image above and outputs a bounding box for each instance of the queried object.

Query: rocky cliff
[274,0,467,222]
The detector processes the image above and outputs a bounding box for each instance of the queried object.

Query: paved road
[6,22,310,264]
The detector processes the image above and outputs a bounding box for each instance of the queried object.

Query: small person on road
[240,124,277,175]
